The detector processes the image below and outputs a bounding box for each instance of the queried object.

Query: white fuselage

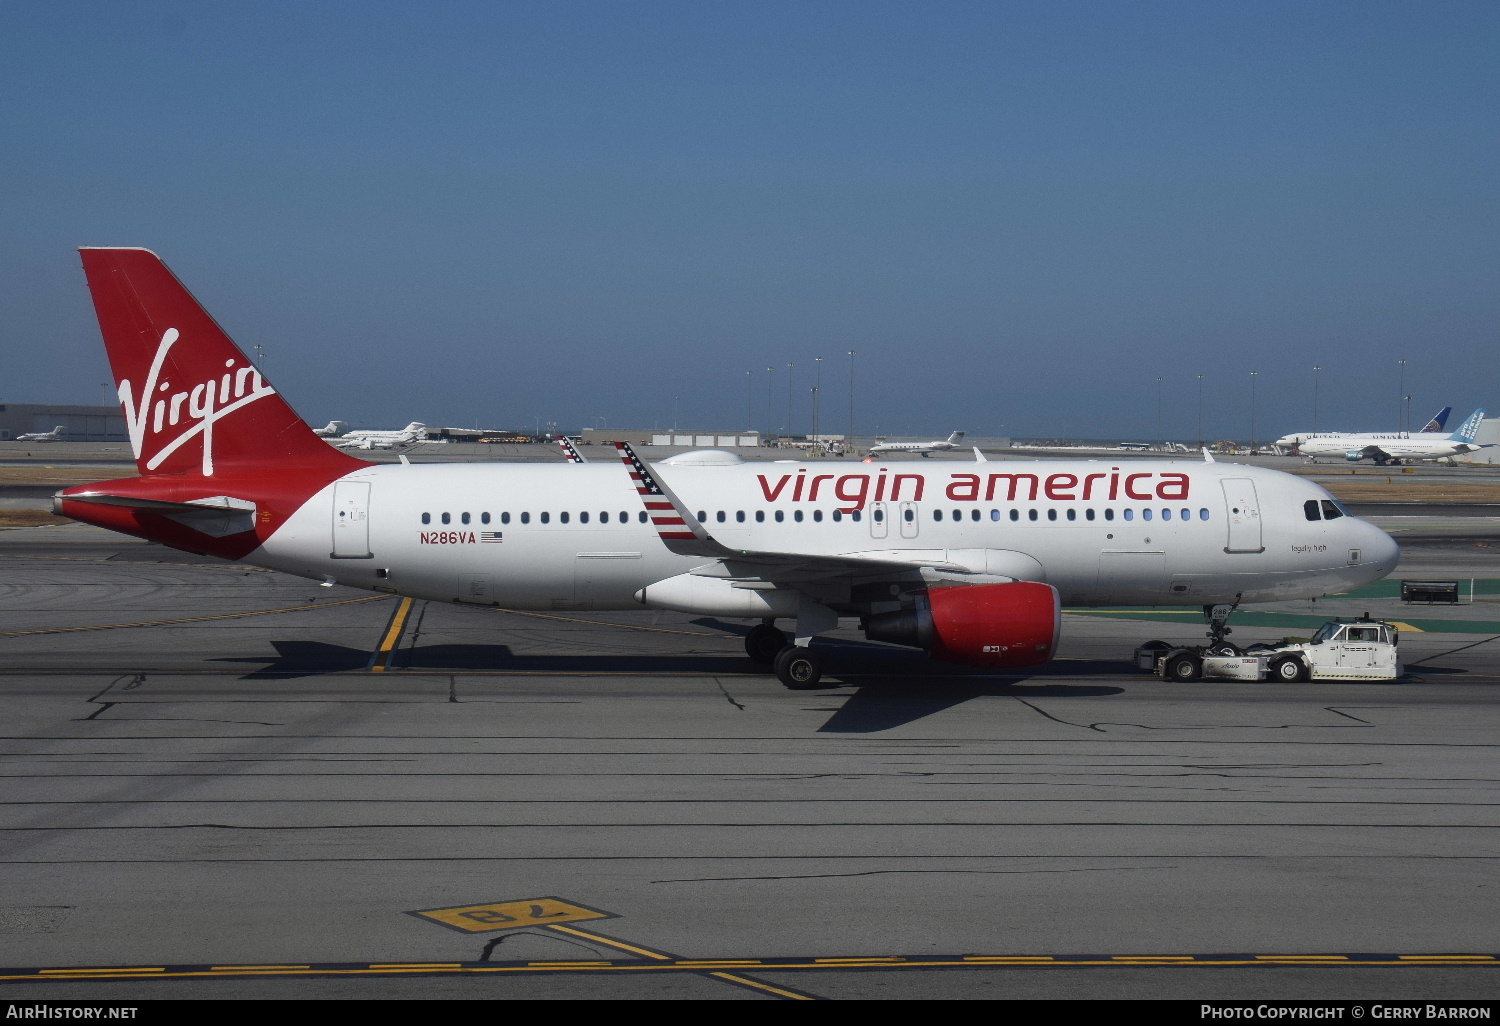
[247,459,1398,613]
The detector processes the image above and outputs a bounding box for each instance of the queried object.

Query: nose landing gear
[1203,595,1242,656]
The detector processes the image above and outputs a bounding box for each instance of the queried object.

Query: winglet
[612,442,732,556]
[973,446,987,463]
[558,437,587,464]
[1202,447,1215,463]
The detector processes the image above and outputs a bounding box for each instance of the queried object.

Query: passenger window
[1321,500,1344,520]
[813,510,823,522]
[851,510,861,522]
[1028,509,1038,522]
[481,512,491,525]
[501,512,510,525]
[1086,509,1095,521]
[952,509,961,520]
[795,510,804,522]
[933,509,943,521]
[598,511,608,523]
[971,509,980,522]
[716,511,726,523]
[1161,509,1171,521]
[1304,499,1321,521]
[620,511,628,522]
[755,510,765,522]
[776,510,786,522]
[832,510,841,522]
[1142,509,1152,521]
[1105,508,1114,521]
[541,512,550,524]
[421,512,431,525]
[1123,509,1134,521]
[441,512,451,525]
[1199,508,1210,521]
[1066,508,1076,521]
[1047,509,1057,521]
[991,509,1000,521]
[697,511,706,522]
[579,512,589,523]
[736,511,745,523]
[1010,509,1019,521]
[520,512,530,524]
[461,512,471,524]
[638,511,647,523]
[1181,508,1190,521]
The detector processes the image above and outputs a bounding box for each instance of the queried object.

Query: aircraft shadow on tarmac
[216,638,1124,732]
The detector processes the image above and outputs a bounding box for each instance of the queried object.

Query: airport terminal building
[0,403,127,441]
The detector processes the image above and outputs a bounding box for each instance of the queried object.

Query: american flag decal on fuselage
[612,442,700,542]
[480,531,503,543]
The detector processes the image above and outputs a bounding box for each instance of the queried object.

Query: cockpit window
[1304,499,1322,521]
[1311,623,1342,644]
[1321,499,1344,520]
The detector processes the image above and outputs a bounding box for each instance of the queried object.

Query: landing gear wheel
[1270,657,1307,683]
[774,646,824,689]
[1165,653,1203,682]
[745,624,788,665]
[1205,642,1241,657]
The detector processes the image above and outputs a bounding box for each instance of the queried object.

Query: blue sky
[2,0,1496,439]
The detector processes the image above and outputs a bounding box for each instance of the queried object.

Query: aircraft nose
[1355,518,1400,577]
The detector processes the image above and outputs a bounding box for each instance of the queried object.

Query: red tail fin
[80,248,362,478]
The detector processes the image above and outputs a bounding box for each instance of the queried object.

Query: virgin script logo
[118,328,276,476]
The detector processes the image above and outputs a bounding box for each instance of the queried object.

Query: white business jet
[15,425,67,442]
[57,249,1400,688]
[312,420,349,438]
[868,431,965,457]
[333,422,428,449]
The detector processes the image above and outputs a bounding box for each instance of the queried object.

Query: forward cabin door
[331,481,372,558]
[869,501,889,539]
[1221,478,1264,553]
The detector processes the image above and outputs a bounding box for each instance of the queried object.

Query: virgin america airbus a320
[57,249,1399,687]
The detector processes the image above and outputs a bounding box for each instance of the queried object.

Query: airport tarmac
[0,521,1496,1000]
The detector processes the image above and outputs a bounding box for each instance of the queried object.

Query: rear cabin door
[1221,478,1264,553]
[331,481,372,558]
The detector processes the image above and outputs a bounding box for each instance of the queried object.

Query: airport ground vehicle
[1135,616,1402,682]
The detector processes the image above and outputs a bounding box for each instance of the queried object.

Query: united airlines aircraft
[56,250,1399,687]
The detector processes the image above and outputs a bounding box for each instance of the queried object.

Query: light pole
[766,366,774,439]
[1196,374,1205,448]
[253,343,264,368]
[1249,371,1259,451]
[1155,376,1163,449]
[1312,365,1322,433]
[813,356,824,442]
[673,396,679,433]
[1397,359,1407,434]
[785,363,794,437]
[745,370,753,431]
[847,349,857,453]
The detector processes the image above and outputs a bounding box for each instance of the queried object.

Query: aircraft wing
[610,442,971,580]
[1357,444,1392,462]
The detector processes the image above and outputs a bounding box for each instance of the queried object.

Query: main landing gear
[745,620,825,689]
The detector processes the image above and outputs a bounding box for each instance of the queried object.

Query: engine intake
[864,581,1060,667]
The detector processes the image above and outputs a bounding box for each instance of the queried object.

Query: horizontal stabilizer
[60,492,257,538]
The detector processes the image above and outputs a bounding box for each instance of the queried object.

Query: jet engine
[863,581,1060,667]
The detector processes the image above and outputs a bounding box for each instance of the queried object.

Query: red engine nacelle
[864,581,1060,668]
